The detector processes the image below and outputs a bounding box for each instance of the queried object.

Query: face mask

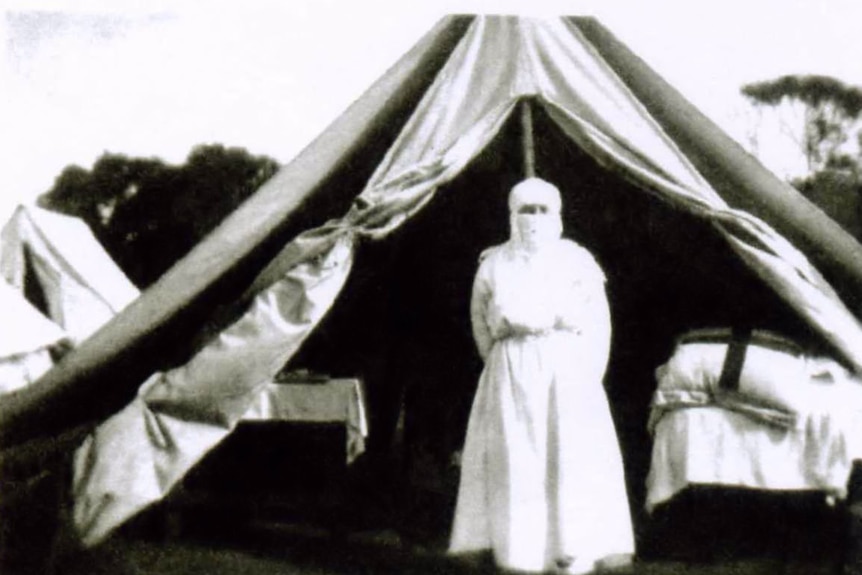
[512,205,561,249]
[508,178,563,250]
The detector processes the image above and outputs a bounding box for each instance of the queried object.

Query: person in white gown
[449,177,634,574]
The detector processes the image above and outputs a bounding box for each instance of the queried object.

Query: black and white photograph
[3,1,862,573]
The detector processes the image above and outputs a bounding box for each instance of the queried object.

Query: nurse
[449,177,634,574]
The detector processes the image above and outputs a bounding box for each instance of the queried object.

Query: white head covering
[508,177,563,252]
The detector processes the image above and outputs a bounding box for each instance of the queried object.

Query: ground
[56,518,843,575]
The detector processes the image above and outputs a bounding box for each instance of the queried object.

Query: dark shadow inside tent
[283,104,830,552]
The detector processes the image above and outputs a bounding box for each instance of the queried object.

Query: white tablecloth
[647,406,862,512]
[241,378,368,463]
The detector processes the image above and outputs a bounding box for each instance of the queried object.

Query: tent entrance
[22,244,52,319]
[286,106,822,543]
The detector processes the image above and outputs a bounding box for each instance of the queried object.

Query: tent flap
[571,16,862,312]
[73,234,355,545]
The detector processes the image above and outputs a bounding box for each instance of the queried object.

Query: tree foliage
[742,75,862,115]
[742,75,862,174]
[38,145,280,287]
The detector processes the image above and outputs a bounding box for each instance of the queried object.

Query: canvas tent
[0,280,68,395]
[0,204,139,344]
[4,15,862,555]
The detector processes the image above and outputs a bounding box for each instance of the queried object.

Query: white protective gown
[449,235,634,573]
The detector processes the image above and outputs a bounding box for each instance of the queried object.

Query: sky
[2,0,862,221]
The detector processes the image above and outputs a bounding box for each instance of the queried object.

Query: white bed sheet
[646,406,862,512]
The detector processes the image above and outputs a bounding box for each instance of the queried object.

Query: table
[161,378,369,540]
[241,378,368,463]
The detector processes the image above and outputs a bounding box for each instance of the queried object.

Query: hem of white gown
[448,548,635,574]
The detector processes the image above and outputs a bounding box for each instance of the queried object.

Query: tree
[742,75,862,174]
[741,75,862,241]
[38,145,280,287]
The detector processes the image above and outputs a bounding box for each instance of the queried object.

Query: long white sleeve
[470,262,493,361]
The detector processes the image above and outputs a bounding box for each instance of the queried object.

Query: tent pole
[521,99,536,178]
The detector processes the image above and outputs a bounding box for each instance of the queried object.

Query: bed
[642,329,862,562]
[646,329,862,513]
